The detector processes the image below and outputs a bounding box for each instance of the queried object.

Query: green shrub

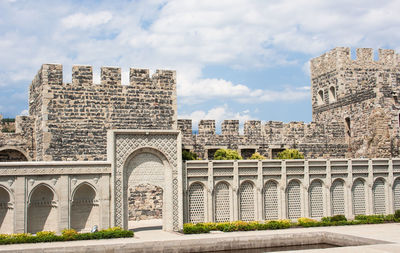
[249,152,266,160]
[330,215,347,222]
[385,214,395,222]
[182,150,198,161]
[214,149,242,160]
[0,227,133,245]
[183,223,211,234]
[395,210,400,220]
[276,149,304,159]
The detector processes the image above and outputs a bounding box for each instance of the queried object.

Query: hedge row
[183,213,400,234]
[0,227,133,245]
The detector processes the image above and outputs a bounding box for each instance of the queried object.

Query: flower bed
[0,227,133,245]
[183,213,400,234]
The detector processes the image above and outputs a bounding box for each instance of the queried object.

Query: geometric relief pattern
[373,178,386,214]
[394,179,400,212]
[352,179,366,216]
[188,183,205,223]
[309,180,324,218]
[239,182,255,221]
[214,182,231,222]
[264,181,278,220]
[331,180,345,216]
[115,134,178,229]
[287,180,301,219]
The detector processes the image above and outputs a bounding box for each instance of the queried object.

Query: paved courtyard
[1,221,400,252]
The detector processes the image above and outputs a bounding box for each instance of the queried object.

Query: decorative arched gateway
[352,178,367,216]
[287,180,302,219]
[331,179,345,216]
[239,181,255,221]
[0,186,13,234]
[373,178,386,215]
[71,183,99,232]
[264,180,278,220]
[214,181,231,222]
[27,184,58,234]
[109,130,183,232]
[309,179,324,218]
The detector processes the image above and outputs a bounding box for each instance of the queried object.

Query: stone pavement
[1,222,400,252]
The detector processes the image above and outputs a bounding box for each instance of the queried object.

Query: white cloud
[61,11,112,29]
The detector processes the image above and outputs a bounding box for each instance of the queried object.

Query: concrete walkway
[1,223,400,252]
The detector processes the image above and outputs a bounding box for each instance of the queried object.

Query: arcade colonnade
[185,159,400,223]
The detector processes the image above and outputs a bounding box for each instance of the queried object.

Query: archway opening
[71,184,99,232]
[352,179,366,216]
[214,182,231,222]
[309,180,324,218]
[27,184,58,234]
[0,149,28,162]
[239,181,255,221]
[331,179,345,216]
[0,187,12,233]
[125,151,168,230]
[287,180,301,219]
[264,181,278,220]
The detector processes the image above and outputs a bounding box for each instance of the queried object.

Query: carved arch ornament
[109,130,182,231]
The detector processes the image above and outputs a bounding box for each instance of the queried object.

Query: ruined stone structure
[0,47,400,234]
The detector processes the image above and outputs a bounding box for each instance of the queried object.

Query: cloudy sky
[1,0,399,131]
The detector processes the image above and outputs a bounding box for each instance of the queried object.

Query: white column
[14,176,26,233]
[233,161,239,221]
[58,175,69,233]
[326,159,332,217]
[207,161,213,222]
[367,159,374,215]
[346,159,353,218]
[257,160,263,220]
[388,159,394,214]
[280,160,287,219]
[303,160,309,218]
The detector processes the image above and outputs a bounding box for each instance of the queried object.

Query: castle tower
[310,47,400,158]
[29,64,177,161]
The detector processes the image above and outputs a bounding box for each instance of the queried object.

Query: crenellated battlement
[31,64,176,89]
[310,47,400,79]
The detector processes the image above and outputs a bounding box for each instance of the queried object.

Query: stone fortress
[0,47,400,234]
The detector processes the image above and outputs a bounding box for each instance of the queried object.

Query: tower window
[345,117,351,137]
[317,90,324,105]
[329,86,336,102]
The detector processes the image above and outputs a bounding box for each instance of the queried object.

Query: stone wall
[128,184,163,221]
[185,159,400,223]
[178,119,348,159]
[0,115,34,160]
[311,47,400,158]
[28,64,177,161]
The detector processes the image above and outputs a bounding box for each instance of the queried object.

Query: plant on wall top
[214,149,243,160]
[182,150,198,161]
[276,149,304,159]
[249,152,266,160]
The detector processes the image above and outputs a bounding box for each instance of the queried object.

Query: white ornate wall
[0,161,111,233]
[108,130,183,232]
[185,159,400,223]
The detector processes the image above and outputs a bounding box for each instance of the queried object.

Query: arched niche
[0,186,13,233]
[71,183,99,232]
[0,148,28,162]
[27,184,58,234]
[123,147,172,231]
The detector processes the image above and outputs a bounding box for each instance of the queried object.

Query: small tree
[182,150,198,161]
[249,152,266,160]
[214,149,242,160]
[276,149,304,159]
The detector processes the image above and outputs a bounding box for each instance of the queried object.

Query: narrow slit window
[317,90,324,105]
[329,86,336,102]
[345,117,351,137]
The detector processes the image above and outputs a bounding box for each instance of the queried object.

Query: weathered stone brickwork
[311,47,400,158]
[128,184,163,221]
[178,119,347,159]
[28,64,177,161]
